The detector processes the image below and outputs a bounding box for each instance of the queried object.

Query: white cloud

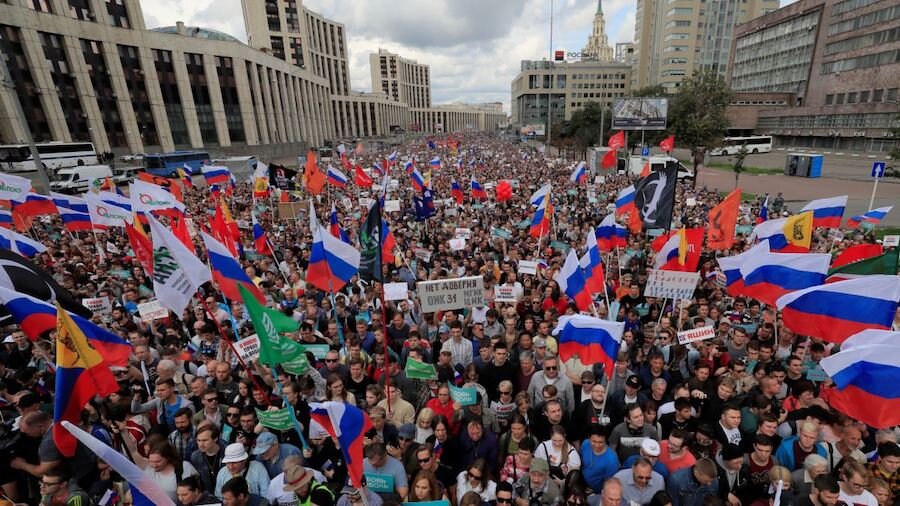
[138,0,638,114]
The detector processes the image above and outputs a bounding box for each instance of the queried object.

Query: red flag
[608,131,625,150]
[171,215,194,252]
[640,163,651,178]
[279,189,291,203]
[125,218,153,275]
[707,188,741,250]
[660,135,675,152]
[601,149,617,169]
[340,152,353,171]
[304,151,326,195]
[354,165,373,187]
[652,230,677,252]
[212,208,237,257]
[831,244,883,269]
[628,209,643,234]
[496,180,513,202]
[138,172,183,202]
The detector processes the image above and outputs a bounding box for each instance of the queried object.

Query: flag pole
[377,202,392,418]
[269,363,310,450]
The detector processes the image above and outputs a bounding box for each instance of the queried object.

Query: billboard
[520,124,546,136]
[612,97,668,130]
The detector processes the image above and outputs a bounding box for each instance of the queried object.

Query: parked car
[112,166,142,184]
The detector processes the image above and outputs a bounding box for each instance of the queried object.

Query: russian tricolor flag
[326,165,349,187]
[404,160,414,175]
[372,162,385,177]
[309,401,373,488]
[307,200,360,291]
[330,204,350,243]
[530,184,552,207]
[595,214,627,251]
[59,207,93,233]
[800,195,847,229]
[0,228,46,256]
[654,229,688,270]
[757,196,769,225]
[570,162,587,185]
[615,185,636,216]
[847,206,893,228]
[200,165,231,186]
[0,210,11,229]
[51,192,88,213]
[471,179,487,201]
[776,275,900,344]
[552,314,624,378]
[579,230,605,295]
[387,150,398,165]
[252,215,272,255]
[821,329,900,428]
[530,193,551,238]
[451,179,464,204]
[740,251,831,306]
[14,192,58,218]
[429,157,440,168]
[201,231,265,304]
[410,169,426,192]
[554,249,592,311]
[716,241,769,296]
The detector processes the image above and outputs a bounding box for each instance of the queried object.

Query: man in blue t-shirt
[581,425,620,492]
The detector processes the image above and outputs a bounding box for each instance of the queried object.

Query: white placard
[828,229,845,242]
[384,199,401,213]
[518,260,539,275]
[414,247,432,262]
[594,176,606,184]
[341,197,353,211]
[384,282,409,301]
[686,197,697,207]
[359,197,374,209]
[494,286,518,302]
[236,219,250,230]
[454,228,472,239]
[644,269,701,301]
[418,276,485,313]
[82,297,112,316]
[137,300,169,322]
[234,334,261,363]
[677,325,716,345]
[449,238,466,251]
[445,208,458,216]
[883,235,899,247]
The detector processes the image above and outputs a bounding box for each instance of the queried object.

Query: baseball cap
[641,438,661,457]
[398,423,416,440]
[252,432,278,455]
[534,337,547,348]
[530,458,549,474]
[625,375,642,390]
[2,335,14,344]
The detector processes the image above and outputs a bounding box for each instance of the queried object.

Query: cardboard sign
[384,199,401,213]
[449,238,466,251]
[491,227,512,239]
[449,384,478,406]
[418,276,485,312]
[364,473,395,494]
[255,407,294,431]
[297,343,329,359]
[384,282,409,301]
[806,367,830,382]
[686,197,697,207]
[883,235,900,247]
[137,300,168,322]
[494,286,518,302]
[414,247,432,262]
[341,197,353,211]
[677,325,716,345]
[518,260,538,275]
[82,297,112,316]
[234,335,261,363]
[594,175,606,184]
[644,269,701,301]
[454,228,472,239]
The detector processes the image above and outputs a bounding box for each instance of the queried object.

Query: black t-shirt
[39,427,98,487]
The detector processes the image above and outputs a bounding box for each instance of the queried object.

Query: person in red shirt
[659,428,697,473]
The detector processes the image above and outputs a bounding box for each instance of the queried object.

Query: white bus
[0,141,98,172]
[709,136,773,156]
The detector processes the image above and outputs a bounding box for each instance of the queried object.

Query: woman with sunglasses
[455,459,497,505]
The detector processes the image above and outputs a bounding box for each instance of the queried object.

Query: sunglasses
[544,366,557,371]
[204,398,218,402]
[418,456,432,463]
[497,498,513,504]
[325,359,338,363]
[499,390,512,395]
[227,412,240,418]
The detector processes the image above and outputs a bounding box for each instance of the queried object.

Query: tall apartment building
[726,0,899,153]
[369,49,431,109]
[632,0,779,90]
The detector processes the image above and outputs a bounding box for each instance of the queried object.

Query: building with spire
[582,0,614,62]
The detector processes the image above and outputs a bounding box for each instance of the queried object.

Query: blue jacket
[580,440,620,491]
[774,435,828,471]
[667,467,719,506]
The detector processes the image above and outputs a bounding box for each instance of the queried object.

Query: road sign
[641,146,650,157]
[872,161,886,178]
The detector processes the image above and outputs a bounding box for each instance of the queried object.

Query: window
[820,49,900,74]
[860,90,870,103]
[118,44,156,144]
[67,0,93,21]
[153,49,189,145]
[40,32,91,141]
[81,39,125,147]
[828,5,900,36]
[26,0,52,13]
[847,92,857,104]
[825,94,834,105]
[667,7,693,16]
[105,0,130,28]
[873,89,884,101]
[888,88,899,101]
[836,93,845,105]
[0,24,52,141]
[824,27,900,56]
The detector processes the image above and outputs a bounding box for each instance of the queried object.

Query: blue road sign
[872,161,886,178]
[641,147,650,157]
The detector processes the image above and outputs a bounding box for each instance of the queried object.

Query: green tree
[559,101,612,158]
[668,71,733,186]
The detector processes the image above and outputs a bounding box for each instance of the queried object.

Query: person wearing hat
[606,375,649,428]
[336,485,383,506]
[511,458,562,506]
[716,443,752,505]
[623,438,670,479]
[215,443,270,499]
[253,431,302,478]
[386,423,418,467]
[281,460,335,506]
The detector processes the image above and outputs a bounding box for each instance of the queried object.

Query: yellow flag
[56,303,105,369]
[784,211,813,250]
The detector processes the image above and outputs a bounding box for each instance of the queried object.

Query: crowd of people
[0,132,898,506]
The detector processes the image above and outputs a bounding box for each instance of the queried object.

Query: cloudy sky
[140,0,791,114]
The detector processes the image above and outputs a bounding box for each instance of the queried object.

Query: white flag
[146,214,211,314]
[130,180,185,215]
[0,173,32,202]
[84,192,132,228]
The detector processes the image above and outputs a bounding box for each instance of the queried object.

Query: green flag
[255,407,294,431]
[282,353,310,376]
[827,249,899,282]
[404,357,437,380]
[239,284,303,365]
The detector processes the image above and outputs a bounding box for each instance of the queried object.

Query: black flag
[358,200,383,283]
[634,165,677,230]
[268,163,298,190]
[0,248,92,324]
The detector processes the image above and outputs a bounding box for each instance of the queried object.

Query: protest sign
[449,384,478,406]
[255,407,294,431]
[82,297,112,316]
[234,334,261,363]
[449,238,466,251]
[491,227,512,240]
[297,344,329,360]
[676,326,716,345]
[806,367,830,382]
[518,260,538,275]
[137,300,168,322]
[414,247,432,262]
[686,197,697,207]
[384,282,409,301]
[644,269,701,301]
[384,200,400,212]
[405,358,438,380]
[365,474,394,494]
[418,276,484,312]
[359,197,374,209]
[454,228,472,239]
[494,286,518,302]
[828,229,845,242]
[883,235,899,247]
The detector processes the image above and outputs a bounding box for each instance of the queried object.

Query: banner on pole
[644,269,700,301]
[418,276,484,312]
[234,335,261,363]
[676,325,715,345]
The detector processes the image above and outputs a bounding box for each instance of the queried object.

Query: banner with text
[418,276,484,312]
[644,269,701,301]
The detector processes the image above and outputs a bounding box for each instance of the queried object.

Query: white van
[627,156,694,180]
[50,164,113,193]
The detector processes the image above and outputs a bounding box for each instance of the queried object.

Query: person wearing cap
[612,456,665,506]
[386,423,418,467]
[280,459,335,506]
[336,485,383,506]
[527,356,575,416]
[607,375,649,428]
[253,431,302,478]
[715,443,751,505]
[531,336,551,368]
[574,370,596,406]
[215,443,270,498]
[666,458,720,506]
[512,458,562,506]
[623,438,670,479]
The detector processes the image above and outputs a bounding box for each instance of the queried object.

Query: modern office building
[631,0,779,90]
[726,0,899,152]
[369,49,431,109]
[510,59,631,128]
[0,0,505,154]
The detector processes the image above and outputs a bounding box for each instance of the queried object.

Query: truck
[626,155,694,180]
[49,164,113,193]
[587,146,615,173]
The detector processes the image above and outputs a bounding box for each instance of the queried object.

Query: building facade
[726,0,899,152]
[370,49,431,109]
[582,1,615,62]
[510,59,631,127]
[631,0,778,91]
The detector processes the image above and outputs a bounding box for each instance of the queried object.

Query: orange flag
[707,188,741,250]
[304,150,326,195]
[628,209,643,234]
[601,149,617,169]
[640,162,651,178]
[138,172,184,202]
